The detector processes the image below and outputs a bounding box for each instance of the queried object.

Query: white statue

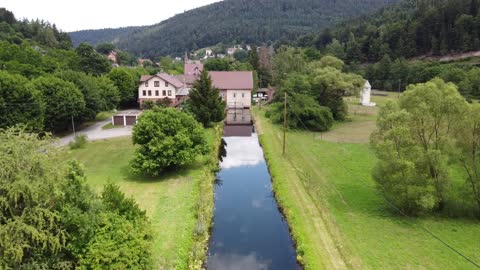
[360,80,376,107]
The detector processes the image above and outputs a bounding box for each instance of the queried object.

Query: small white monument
[360,80,376,107]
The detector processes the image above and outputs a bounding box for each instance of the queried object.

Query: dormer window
[154,81,159,87]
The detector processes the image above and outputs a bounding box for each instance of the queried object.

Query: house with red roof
[185,62,203,76]
[138,73,191,107]
[139,57,254,108]
[209,71,253,109]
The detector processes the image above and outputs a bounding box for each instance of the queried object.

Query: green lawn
[66,128,220,269]
[254,106,480,269]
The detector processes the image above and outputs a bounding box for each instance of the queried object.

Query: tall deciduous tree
[455,103,480,212]
[272,46,307,84]
[188,70,226,127]
[130,107,208,176]
[371,78,468,214]
[75,43,111,76]
[30,76,85,132]
[107,68,137,106]
[0,71,44,130]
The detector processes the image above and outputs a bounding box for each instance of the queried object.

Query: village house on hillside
[107,51,118,64]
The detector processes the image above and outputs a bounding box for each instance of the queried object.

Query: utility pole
[398,79,401,98]
[283,92,287,155]
[71,116,76,138]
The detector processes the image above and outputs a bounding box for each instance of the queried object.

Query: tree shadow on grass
[119,155,209,184]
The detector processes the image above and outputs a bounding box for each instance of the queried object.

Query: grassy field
[253,93,480,269]
[66,127,221,269]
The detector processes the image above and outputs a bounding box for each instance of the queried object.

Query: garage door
[113,116,124,126]
[125,116,137,126]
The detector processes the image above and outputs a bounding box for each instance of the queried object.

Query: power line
[283,97,480,269]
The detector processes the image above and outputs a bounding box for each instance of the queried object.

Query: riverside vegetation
[68,125,222,269]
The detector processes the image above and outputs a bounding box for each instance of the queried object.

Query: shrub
[69,134,88,149]
[130,107,208,176]
[269,92,334,131]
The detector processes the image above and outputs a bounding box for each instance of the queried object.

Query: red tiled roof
[140,75,152,82]
[208,71,254,90]
[185,62,203,76]
[156,73,184,88]
[175,74,197,86]
[139,73,184,88]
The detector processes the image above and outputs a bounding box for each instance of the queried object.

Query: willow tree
[455,103,480,212]
[371,79,467,214]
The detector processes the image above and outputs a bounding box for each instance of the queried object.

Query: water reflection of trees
[214,178,223,186]
[218,138,227,162]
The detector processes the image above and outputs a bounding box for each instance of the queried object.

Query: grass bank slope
[67,127,221,269]
[254,108,480,269]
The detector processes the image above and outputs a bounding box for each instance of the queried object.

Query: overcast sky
[1,0,222,32]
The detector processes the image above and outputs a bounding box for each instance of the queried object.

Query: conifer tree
[188,70,226,127]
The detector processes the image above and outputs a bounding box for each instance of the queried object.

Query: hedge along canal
[207,132,301,270]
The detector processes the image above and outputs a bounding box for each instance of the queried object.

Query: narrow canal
[207,132,301,270]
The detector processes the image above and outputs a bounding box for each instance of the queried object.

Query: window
[165,82,169,87]
[242,93,245,98]
[233,93,236,98]
[155,90,159,96]
[148,90,152,96]
[162,90,166,96]
[154,81,160,87]
[142,90,146,96]
[168,90,172,96]
[145,82,148,87]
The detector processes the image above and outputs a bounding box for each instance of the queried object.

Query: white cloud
[220,134,265,169]
[1,0,222,32]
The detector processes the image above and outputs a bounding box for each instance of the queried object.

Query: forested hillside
[70,26,141,47]
[298,0,480,62]
[69,0,399,57]
[0,8,156,134]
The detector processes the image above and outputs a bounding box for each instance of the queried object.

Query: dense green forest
[0,8,155,269]
[70,26,141,47]
[68,0,399,57]
[0,8,159,133]
[298,0,480,62]
[283,0,480,98]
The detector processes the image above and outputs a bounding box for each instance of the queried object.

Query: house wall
[224,89,251,108]
[138,77,177,101]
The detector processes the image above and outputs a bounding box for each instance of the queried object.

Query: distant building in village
[138,58,153,67]
[107,51,118,64]
[227,47,237,55]
[205,48,213,58]
[184,53,203,76]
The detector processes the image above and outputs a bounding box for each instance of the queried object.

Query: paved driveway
[57,110,139,147]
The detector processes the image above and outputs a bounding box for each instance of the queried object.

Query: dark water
[207,133,301,270]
